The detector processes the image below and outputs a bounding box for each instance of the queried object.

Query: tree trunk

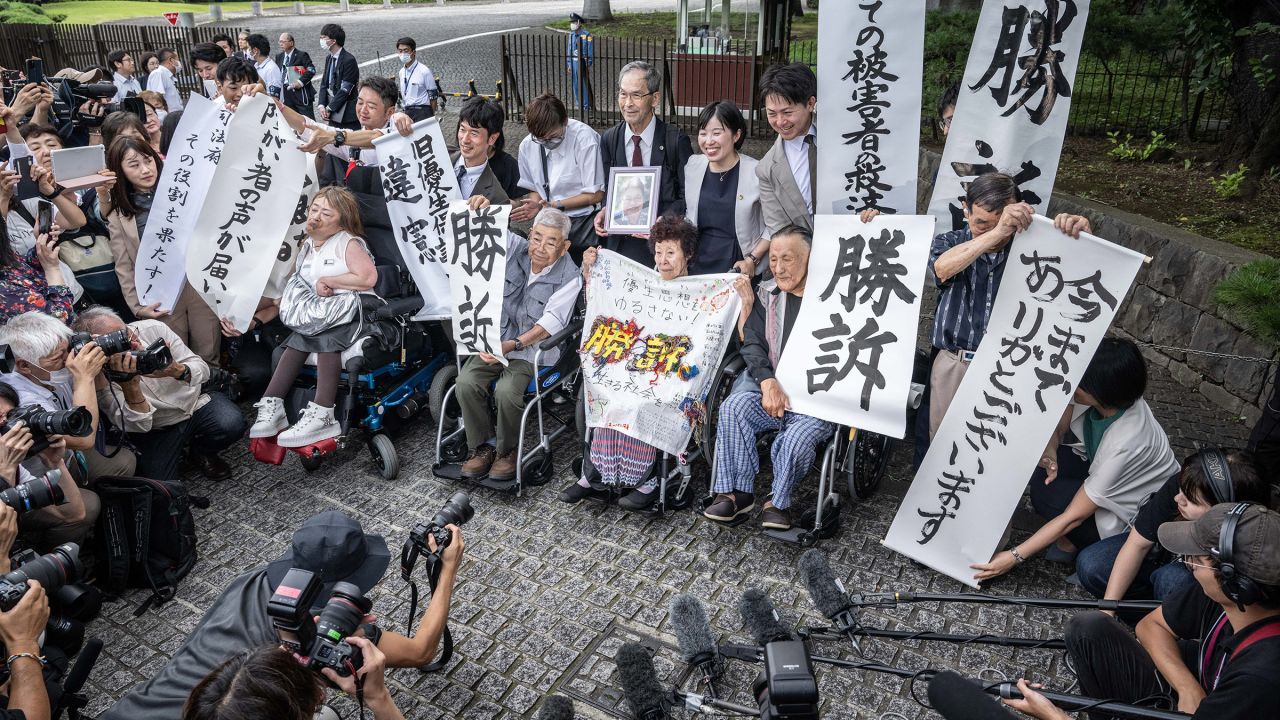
[582,0,612,22]
[1217,0,1280,198]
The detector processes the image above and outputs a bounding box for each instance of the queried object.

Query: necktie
[631,135,643,167]
[804,135,817,211]
[456,165,467,191]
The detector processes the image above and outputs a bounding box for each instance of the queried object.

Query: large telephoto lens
[432,492,474,528]
[314,582,372,643]
[0,543,81,610]
[0,469,65,514]
[13,406,93,438]
[93,329,132,356]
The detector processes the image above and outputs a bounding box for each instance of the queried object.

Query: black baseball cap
[266,511,391,608]
[1159,503,1280,585]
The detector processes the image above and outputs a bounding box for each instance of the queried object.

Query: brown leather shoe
[488,450,517,481]
[461,445,495,478]
[761,501,791,530]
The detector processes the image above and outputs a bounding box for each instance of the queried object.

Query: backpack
[93,476,204,614]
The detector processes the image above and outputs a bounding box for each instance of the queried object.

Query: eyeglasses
[1179,555,1215,572]
[617,89,656,102]
[938,116,953,131]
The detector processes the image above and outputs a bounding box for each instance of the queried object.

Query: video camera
[70,329,173,380]
[268,568,372,677]
[0,405,93,457]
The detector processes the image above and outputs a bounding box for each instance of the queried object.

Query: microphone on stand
[669,593,722,699]
[738,587,795,645]
[798,549,863,651]
[616,642,671,720]
[927,671,1019,720]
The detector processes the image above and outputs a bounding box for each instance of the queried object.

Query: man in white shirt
[245,32,283,99]
[145,48,184,112]
[395,37,438,122]
[108,50,141,102]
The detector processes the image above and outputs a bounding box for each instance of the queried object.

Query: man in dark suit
[592,60,692,266]
[317,23,361,130]
[276,32,315,119]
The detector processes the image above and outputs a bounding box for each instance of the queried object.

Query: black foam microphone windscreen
[536,695,575,720]
[61,637,103,694]
[927,671,1018,720]
[616,642,669,720]
[738,587,793,646]
[669,593,718,663]
[798,549,852,620]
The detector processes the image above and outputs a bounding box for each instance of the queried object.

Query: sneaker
[760,502,791,530]
[489,450,517,481]
[559,481,598,504]
[277,402,340,448]
[461,445,496,478]
[1045,544,1078,564]
[703,491,755,522]
[249,396,287,439]
[619,488,658,511]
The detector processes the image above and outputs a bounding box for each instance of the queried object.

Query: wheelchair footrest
[432,462,464,481]
[290,438,338,458]
[762,527,810,544]
[251,437,286,465]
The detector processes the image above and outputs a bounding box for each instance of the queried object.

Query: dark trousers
[130,392,246,481]
[603,233,653,266]
[404,105,434,122]
[1028,444,1101,551]
[1065,611,1175,720]
[284,99,314,119]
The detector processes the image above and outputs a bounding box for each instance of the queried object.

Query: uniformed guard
[565,13,594,111]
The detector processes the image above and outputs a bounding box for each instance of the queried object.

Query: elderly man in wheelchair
[455,207,582,482]
[703,225,833,532]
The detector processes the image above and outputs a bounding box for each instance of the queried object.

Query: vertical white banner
[579,251,741,457]
[775,214,934,438]
[371,117,461,320]
[928,0,1091,231]
[883,216,1143,587]
[447,200,509,364]
[264,157,319,299]
[136,94,232,309]
[186,95,305,331]
[816,0,926,216]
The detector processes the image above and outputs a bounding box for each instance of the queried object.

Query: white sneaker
[249,396,288,439]
[277,402,340,448]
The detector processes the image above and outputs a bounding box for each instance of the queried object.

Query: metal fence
[0,23,246,98]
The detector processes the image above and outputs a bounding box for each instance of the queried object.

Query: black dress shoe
[559,482,598,504]
[618,488,658,511]
[191,452,231,481]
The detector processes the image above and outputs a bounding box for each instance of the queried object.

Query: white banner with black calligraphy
[579,251,741,457]
[927,0,1091,231]
[775,214,934,438]
[447,200,509,364]
[883,216,1143,587]
[186,94,305,331]
[264,157,319,299]
[135,94,232,310]
[371,118,461,320]
[815,0,925,216]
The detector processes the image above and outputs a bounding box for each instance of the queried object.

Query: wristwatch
[556,201,565,211]
[39,183,65,200]
[333,129,346,148]
[514,338,526,352]
[177,365,192,383]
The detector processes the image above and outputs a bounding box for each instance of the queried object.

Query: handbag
[540,144,598,251]
[278,244,361,335]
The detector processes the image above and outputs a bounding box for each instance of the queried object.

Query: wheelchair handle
[373,296,425,320]
[539,320,581,352]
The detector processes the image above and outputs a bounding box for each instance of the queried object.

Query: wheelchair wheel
[521,451,554,487]
[299,452,323,473]
[369,433,399,480]
[798,502,840,542]
[697,359,738,469]
[428,365,460,429]
[846,429,891,500]
[440,433,469,464]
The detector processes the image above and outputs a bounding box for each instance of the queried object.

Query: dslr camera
[404,492,473,567]
[70,329,174,380]
[268,568,372,677]
[0,542,81,612]
[0,405,93,457]
[753,638,819,720]
[0,468,66,514]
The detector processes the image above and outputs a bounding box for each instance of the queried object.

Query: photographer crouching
[103,498,468,720]
[71,307,245,481]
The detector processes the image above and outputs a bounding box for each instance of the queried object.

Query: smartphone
[36,200,52,236]
[122,96,148,124]
[24,58,44,85]
[12,156,39,201]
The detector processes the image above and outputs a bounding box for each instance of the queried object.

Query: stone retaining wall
[919,149,1277,428]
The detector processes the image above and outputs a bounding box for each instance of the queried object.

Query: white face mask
[321,39,331,51]
[398,53,412,65]
[173,61,183,73]
[47,369,72,388]
[155,109,168,122]
[571,22,580,31]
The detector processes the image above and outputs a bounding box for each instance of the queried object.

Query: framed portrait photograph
[604,166,661,235]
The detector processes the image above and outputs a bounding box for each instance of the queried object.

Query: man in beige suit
[755,63,817,237]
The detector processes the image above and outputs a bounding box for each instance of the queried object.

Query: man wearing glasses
[592,60,693,266]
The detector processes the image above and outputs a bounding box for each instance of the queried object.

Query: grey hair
[618,60,660,95]
[532,207,572,237]
[71,305,126,335]
[281,32,295,41]
[0,312,73,364]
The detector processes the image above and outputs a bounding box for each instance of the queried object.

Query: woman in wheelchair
[560,215,754,510]
[249,187,379,448]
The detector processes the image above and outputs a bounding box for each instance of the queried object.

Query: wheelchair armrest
[539,320,581,352]
[720,352,746,378]
[372,296,424,320]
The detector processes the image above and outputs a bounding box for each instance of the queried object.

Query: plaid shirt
[929,227,1009,352]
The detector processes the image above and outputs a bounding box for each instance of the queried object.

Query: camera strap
[399,544,453,673]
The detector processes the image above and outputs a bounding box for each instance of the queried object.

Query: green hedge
[0,1,64,23]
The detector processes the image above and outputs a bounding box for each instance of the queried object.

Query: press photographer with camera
[103,506,466,720]
[71,306,244,481]
[0,311,138,480]
[0,570,53,720]
[0,382,93,550]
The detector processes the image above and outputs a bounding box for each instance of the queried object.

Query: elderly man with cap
[951,503,1280,720]
[100,510,465,720]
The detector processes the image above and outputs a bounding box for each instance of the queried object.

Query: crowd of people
[0,12,1275,720]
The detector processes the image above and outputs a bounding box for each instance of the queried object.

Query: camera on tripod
[402,492,473,575]
[70,329,173,381]
[267,568,372,677]
[0,406,93,457]
[753,639,819,720]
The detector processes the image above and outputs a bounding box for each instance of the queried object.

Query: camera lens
[0,543,81,610]
[95,329,132,356]
[314,581,372,643]
[19,407,93,437]
[0,469,65,514]
[432,492,474,528]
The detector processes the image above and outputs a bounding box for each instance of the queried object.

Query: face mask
[47,369,72,388]
[398,53,412,65]
[155,109,168,122]
[321,39,331,51]
[571,22,580,31]
[173,61,183,73]
[535,135,565,151]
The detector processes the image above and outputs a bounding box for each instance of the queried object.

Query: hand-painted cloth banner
[815,0,925,216]
[371,118,461,320]
[136,94,232,310]
[579,250,741,457]
[883,215,1143,587]
[775,214,934,438]
[447,200,509,365]
[186,94,305,331]
[927,0,1091,231]
[264,156,319,299]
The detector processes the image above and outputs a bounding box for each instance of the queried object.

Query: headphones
[1198,447,1235,505]
[1213,502,1262,609]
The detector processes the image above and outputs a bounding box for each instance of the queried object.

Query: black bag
[94,476,204,614]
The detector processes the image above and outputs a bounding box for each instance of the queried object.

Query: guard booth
[669,0,796,117]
